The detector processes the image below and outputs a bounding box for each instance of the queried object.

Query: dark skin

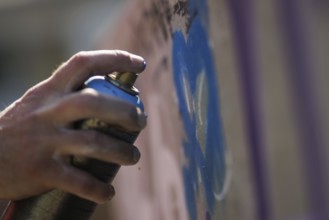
[0,50,147,204]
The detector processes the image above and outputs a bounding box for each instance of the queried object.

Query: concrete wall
[93,0,329,220]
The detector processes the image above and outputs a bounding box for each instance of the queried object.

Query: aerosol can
[1,71,145,220]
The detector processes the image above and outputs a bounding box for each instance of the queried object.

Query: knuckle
[70,51,90,67]
[113,50,129,58]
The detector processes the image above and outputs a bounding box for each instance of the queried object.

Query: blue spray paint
[172,1,227,219]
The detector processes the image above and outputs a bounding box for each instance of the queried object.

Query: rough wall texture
[93,0,329,220]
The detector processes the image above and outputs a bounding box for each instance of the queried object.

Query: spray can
[1,72,144,220]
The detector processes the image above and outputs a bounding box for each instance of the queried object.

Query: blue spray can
[1,72,144,220]
[72,71,145,182]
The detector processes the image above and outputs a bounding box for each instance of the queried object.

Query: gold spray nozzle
[106,72,139,95]
[115,72,138,88]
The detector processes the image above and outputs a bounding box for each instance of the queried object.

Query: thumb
[50,50,146,92]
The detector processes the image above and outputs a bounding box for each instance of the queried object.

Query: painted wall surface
[92,0,329,220]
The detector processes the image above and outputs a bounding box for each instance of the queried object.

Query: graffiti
[174,1,189,17]
[172,0,231,219]
[140,0,172,43]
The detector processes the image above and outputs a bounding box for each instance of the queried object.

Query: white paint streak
[214,149,233,201]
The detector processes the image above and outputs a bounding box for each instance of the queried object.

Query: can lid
[105,72,139,95]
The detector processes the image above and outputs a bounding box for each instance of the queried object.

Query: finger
[46,161,115,204]
[42,89,147,132]
[108,185,116,200]
[57,129,141,165]
[51,50,146,91]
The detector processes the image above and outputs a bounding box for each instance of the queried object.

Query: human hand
[0,50,147,204]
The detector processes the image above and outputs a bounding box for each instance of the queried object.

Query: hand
[0,50,147,204]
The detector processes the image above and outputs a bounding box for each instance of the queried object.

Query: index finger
[51,50,146,92]
[38,89,147,132]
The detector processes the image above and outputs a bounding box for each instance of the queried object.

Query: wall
[94,0,329,220]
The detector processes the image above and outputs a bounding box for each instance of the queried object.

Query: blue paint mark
[172,1,227,219]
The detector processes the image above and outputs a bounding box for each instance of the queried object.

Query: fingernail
[142,60,147,71]
[131,54,144,66]
[133,147,141,163]
[108,185,115,200]
[136,107,147,128]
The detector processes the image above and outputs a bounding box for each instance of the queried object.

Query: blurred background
[0,0,125,107]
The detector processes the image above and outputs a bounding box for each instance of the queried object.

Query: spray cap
[105,72,139,95]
